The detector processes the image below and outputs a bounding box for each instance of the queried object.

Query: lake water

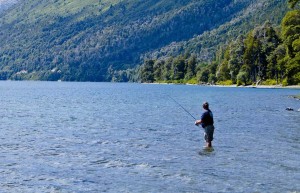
[0,81,299,193]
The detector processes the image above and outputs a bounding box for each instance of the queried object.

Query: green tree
[243,30,261,83]
[172,56,185,80]
[282,10,300,56]
[184,55,197,80]
[162,57,173,81]
[140,60,154,83]
[228,35,245,83]
[237,65,250,86]
[267,44,286,83]
[216,46,230,81]
[153,60,164,81]
[281,9,300,84]
[195,62,214,84]
[254,22,281,82]
[198,68,210,83]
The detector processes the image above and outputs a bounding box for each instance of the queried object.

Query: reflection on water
[0,81,299,192]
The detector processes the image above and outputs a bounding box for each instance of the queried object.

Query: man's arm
[195,120,202,126]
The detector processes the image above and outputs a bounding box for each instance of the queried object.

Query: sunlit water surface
[0,82,299,193]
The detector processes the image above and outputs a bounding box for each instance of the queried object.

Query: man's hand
[195,120,201,126]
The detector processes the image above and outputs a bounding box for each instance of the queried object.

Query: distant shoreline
[210,84,300,89]
[147,82,300,89]
[3,80,298,90]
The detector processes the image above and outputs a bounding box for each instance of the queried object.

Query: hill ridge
[0,0,287,81]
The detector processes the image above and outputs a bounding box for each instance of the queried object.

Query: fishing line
[168,95,197,120]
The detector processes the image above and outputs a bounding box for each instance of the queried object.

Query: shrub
[237,80,243,86]
[237,71,249,86]
[217,80,233,85]
[186,77,198,84]
[262,79,277,85]
[282,78,288,86]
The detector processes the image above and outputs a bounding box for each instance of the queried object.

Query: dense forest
[0,0,289,82]
[138,0,300,86]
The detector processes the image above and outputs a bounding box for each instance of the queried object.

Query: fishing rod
[168,96,197,121]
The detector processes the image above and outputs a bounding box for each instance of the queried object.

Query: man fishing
[195,102,214,148]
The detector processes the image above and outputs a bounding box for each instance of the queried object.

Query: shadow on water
[198,147,215,156]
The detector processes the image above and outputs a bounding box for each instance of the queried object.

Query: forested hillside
[0,0,289,81]
[138,0,300,86]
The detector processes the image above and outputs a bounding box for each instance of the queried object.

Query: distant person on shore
[195,102,214,148]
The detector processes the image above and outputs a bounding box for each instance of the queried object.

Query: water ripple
[0,82,299,192]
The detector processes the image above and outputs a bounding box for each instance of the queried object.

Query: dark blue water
[0,81,299,193]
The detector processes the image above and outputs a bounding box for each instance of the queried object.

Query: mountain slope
[0,0,288,81]
[146,0,288,62]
